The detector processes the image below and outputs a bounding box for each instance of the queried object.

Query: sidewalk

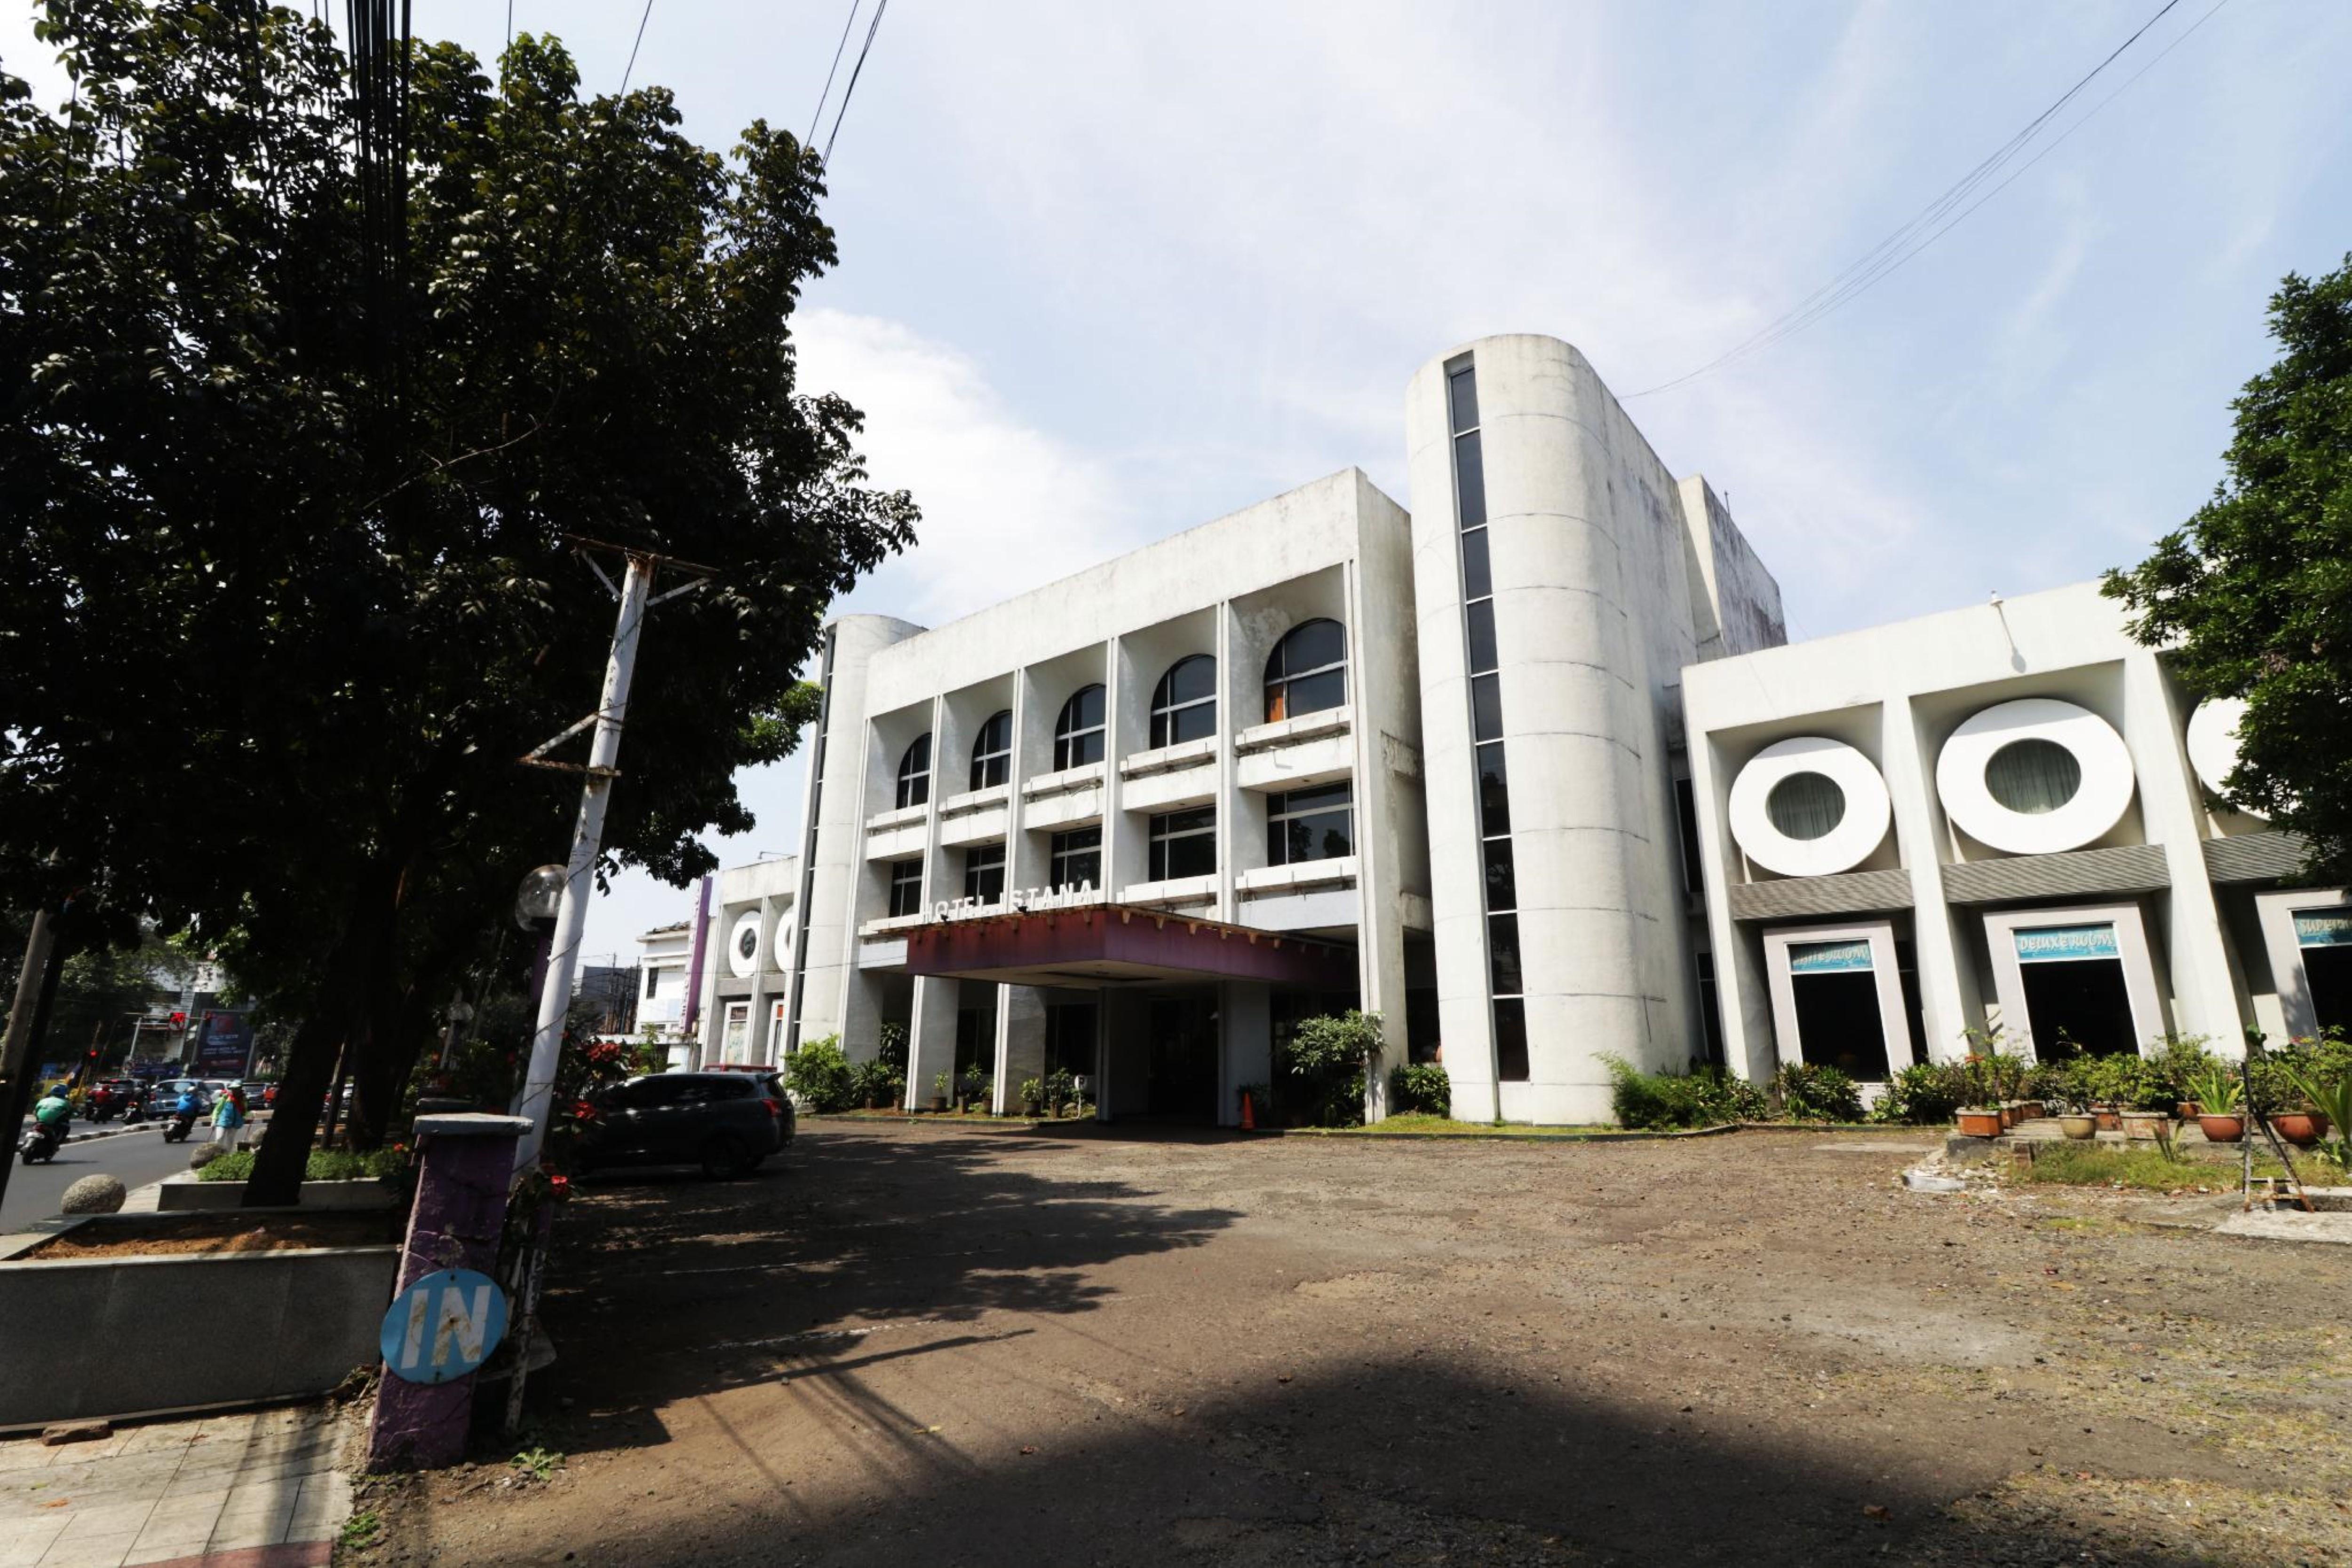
[0,1405,353,1568]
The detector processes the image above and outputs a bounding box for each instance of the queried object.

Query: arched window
[894,733,931,810]
[1054,685,1106,770]
[1263,619,1347,723]
[969,709,1012,791]
[1150,655,1217,748]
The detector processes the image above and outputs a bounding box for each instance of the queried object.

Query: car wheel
[700,1132,753,1179]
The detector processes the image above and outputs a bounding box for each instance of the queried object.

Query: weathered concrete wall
[0,1223,397,1427]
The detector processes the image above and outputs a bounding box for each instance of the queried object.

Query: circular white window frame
[726,910,764,978]
[1727,737,1893,878]
[1936,698,2135,855]
[2185,696,2264,817]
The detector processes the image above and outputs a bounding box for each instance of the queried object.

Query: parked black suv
[577,1071,792,1178]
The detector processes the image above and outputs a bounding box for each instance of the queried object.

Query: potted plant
[1955,1106,2003,1139]
[2186,1066,2244,1144]
[930,1071,951,1114]
[1045,1068,1078,1118]
[1019,1076,1044,1118]
[2270,1103,2332,1146]
[2120,1107,2171,1141]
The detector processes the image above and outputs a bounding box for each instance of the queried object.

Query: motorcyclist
[33,1088,72,1127]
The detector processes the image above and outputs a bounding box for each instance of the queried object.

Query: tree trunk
[241,862,396,1205]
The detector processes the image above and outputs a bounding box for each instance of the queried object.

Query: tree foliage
[0,4,915,1195]
[2104,255,2352,877]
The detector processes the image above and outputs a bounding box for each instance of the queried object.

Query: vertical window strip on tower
[784,629,838,1055]
[1448,355,1528,1082]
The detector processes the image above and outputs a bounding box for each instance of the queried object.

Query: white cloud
[797,308,1136,628]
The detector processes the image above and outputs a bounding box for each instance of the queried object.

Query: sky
[8,1,2348,966]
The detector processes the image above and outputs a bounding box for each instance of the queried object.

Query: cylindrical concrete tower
[1406,335,1693,1123]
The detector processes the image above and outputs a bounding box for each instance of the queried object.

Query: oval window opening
[1984,738,2082,815]
[1765,772,1846,841]
[737,927,758,960]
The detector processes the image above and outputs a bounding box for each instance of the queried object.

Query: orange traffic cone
[1240,1090,1256,1130]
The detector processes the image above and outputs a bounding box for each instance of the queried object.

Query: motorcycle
[162,1111,198,1144]
[17,1121,64,1164]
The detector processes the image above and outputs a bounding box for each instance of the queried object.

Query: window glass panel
[1460,526,1491,601]
[1453,430,1486,529]
[1279,667,1347,719]
[1984,738,2082,814]
[1165,701,1216,745]
[1465,598,1498,675]
[1477,742,1511,835]
[1271,809,1352,865]
[1050,827,1101,890]
[1493,997,1530,1082]
[1271,619,1345,679]
[1059,684,1104,734]
[1159,655,1216,708]
[1447,364,1479,434]
[1277,781,1351,813]
[964,844,1005,903]
[1057,728,1105,770]
[896,734,930,810]
[1470,673,1504,742]
[889,861,924,918]
[1148,808,1216,881]
[970,710,1012,791]
[1487,913,1524,995]
[1163,831,1216,880]
[1482,838,1517,912]
[1675,777,1704,893]
[1765,771,1845,841]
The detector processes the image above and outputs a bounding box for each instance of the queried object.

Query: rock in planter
[60,1175,127,1215]
[187,1142,223,1170]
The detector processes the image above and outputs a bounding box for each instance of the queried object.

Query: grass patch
[196,1146,406,1183]
[2016,1142,2287,1190]
[339,1508,383,1550]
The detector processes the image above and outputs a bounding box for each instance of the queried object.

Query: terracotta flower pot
[930,1095,949,1113]
[2176,1101,2200,1121]
[2015,1100,2046,1122]
[2058,1114,2098,1140]
[2121,1111,2169,1141]
[2270,1110,2331,1147]
[2092,1106,2122,1132]
[1955,1109,2003,1138]
[2196,1113,2245,1144]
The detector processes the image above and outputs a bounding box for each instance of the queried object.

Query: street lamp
[514,865,566,931]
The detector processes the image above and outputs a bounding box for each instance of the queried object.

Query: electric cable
[620,0,653,93]
[822,0,889,165]
[808,0,863,149]
[1629,0,2210,398]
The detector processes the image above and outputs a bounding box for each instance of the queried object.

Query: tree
[2105,255,2352,879]
[0,4,916,1199]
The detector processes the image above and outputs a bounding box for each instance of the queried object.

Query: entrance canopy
[901,905,1357,990]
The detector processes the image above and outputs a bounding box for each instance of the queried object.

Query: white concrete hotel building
[690,334,2349,1124]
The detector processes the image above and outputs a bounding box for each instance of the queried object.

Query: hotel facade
[690,334,2346,1124]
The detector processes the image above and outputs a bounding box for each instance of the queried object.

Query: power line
[822,0,890,165]
[1629,0,2212,398]
[620,0,653,94]
[808,0,863,148]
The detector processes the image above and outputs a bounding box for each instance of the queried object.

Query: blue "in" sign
[379,1268,509,1385]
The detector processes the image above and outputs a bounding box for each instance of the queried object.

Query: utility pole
[511,544,709,1174]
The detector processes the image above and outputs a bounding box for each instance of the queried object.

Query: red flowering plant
[536,1020,639,1172]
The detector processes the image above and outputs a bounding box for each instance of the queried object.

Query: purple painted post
[366,1113,533,1471]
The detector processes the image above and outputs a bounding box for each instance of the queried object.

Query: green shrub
[2074,1051,2160,1110]
[1772,1061,1864,1122]
[196,1146,405,1183]
[1601,1055,1767,1130]
[2145,1035,2220,1105]
[2251,1034,2352,1113]
[1871,1061,1970,1124]
[1960,1050,2030,1106]
[1277,1011,1383,1127]
[849,1058,903,1108]
[785,1036,857,1113]
[1389,1062,1451,1116]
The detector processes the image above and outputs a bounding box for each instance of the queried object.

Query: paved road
[0,1123,199,1232]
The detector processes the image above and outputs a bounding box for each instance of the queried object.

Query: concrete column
[1882,694,1975,1062]
[905,975,959,1111]
[2124,653,2244,1046]
[995,984,1047,1112]
[1215,603,1240,923]
[1222,980,1271,1127]
[1092,985,1113,1122]
[366,1113,530,1472]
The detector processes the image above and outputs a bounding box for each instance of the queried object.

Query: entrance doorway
[1146,995,1218,1121]
[2019,957,2137,1056]
[2305,945,2352,1038]
[1790,971,1891,1080]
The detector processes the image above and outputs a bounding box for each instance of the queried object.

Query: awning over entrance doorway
[900,905,1357,990]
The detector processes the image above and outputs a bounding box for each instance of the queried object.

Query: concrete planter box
[0,1212,399,1429]
[156,1176,399,1212]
